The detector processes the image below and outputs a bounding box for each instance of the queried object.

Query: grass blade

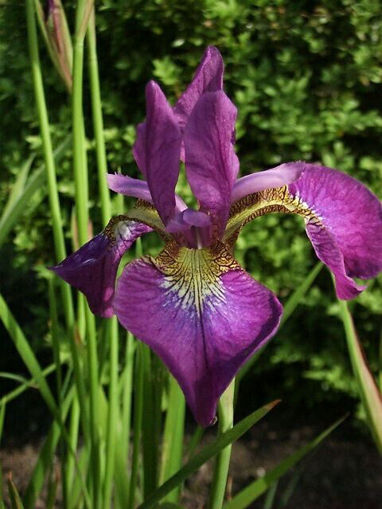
[160,375,186,503]
[237,262,323,384]
[209,380,235,509]
[0,136,70,248]
[223,415,346,509]
[1,156,33,222]
[281,262,323,325]
[139,400,280,509]
[128,341,145,509]
[7,474,25,509]
[23,385,74,508]
[338,299,382,453]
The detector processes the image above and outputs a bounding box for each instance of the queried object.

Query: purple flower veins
[52,47,382,427]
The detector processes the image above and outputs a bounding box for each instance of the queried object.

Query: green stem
[65,397,80,508]
[114,333,135,509]
[85,307,102,505]
[86,7,117,506]
[128,342,145,509]
[141,346,160,497]
[209,380,235,509]
[26,0,74,331]
[379,327,382,392]
[72,6,89,246]
[103,319,119,508]
[72,0,101,504]
[338,300,382,454]
[160,375,185,503]
[87,8,111,225]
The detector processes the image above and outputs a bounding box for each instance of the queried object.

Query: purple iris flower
[52,47,382,427]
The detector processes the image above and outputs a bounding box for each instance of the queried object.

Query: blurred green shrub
[1,0,381,421]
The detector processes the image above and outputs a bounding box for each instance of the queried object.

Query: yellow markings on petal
[223,185,323,245]
[126,200,170,239]
[152,241,240,316]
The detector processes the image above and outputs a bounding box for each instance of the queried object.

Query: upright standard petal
[133,81,182,225]
[51,218,151,317]
[113,241,282,426]
[184,91,239,242]
[225,163,382,299]
[173,46,224,129]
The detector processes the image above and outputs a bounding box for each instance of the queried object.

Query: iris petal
[226,163,382,299]
[132,81,182,225]
[173,46,224,130]
[107,173,188,213]
[184,91,239,242]
[289,164,382,280]
[231,162,304,203]
[107,173,153,202]
[113,241,282,426]
[51,218,151,317]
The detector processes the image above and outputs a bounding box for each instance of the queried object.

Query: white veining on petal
[154,243,239,317]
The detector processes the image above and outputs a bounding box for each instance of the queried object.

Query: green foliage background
[1,0,381,424]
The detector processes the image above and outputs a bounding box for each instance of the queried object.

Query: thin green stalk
[65,397,81,508]
[141,346,161,497]
[103,318,119,508]
[128,342,145,509]
[140,400,280,509]
[338,299,382,453]
[84,308,102,505]
[186,425,204,459]
[87,7,111,225]
[209,380,235,509]
[160,375,185,503]
[23,385,74,509]
[72,0,101,504]
[120,332,136,453]
[379,327,382,392]
[0,401,5,445]
[26,7,89,499]
[115,333,135,509]
[0,363,56,407]
[0,403,4,506]
[72,3,89,246]
[48,280,67,507]
[26,0,74,330]
[87,10,120,505]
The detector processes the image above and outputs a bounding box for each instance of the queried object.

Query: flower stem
[87,7,111,225]
[338,300,382,454]
[72,0,101,504]
[128,342,145,509]
[160,374,185,503]
[208,379,235,509]
[25,0,74,331]
[86,8,119,507]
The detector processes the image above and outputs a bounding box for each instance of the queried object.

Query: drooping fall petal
[184,91,239,242]
[288,164,382,281]
[51,219,151,317]
[225,163,382,300]
[133,81,182,225]
[113,241,282,426]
